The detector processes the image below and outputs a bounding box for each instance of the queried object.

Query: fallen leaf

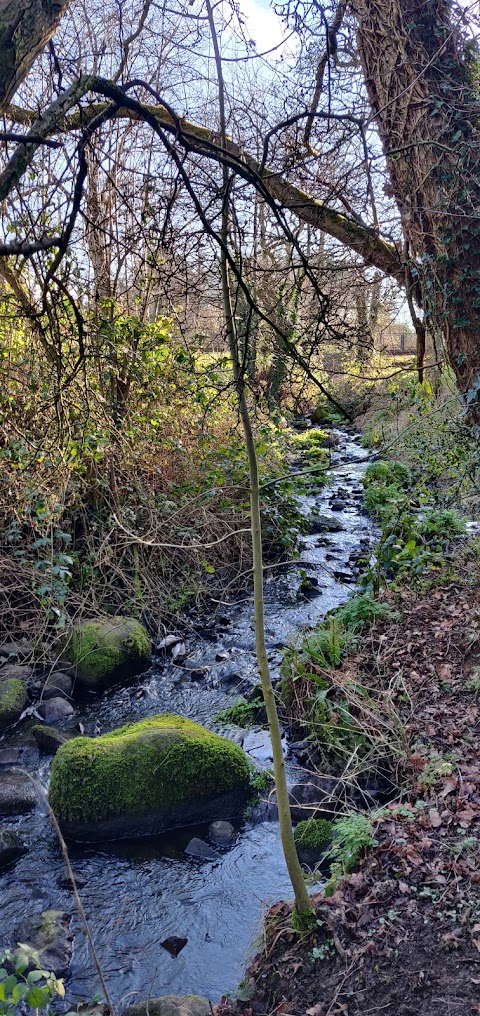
[429,809,442,828]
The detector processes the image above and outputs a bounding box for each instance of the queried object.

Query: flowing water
[0,430,374,1009]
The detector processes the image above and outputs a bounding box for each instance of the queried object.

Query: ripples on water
[0,433,373,1007]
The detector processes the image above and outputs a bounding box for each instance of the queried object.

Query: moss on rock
[0,677,27,728]
[66,616,151,689]
[31,723,70,754]
[49,713,251,838]
[123,996,211,1016]
[294,818,333,850]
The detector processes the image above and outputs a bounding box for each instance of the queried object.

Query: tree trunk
[0,0,72,109]
[354,0,480,408]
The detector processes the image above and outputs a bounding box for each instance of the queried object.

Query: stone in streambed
[65,615,151,690]
[0,677,28,729]
[31,723,72,754]
[0,772,36,816]
[41,671,73,700]
[38,697,74,723]
[13,910,73,977]
[0,748,20,765]
[161,938,188,958]
[49,713,252,841]
[308,514,344,534]
[185,836,220,860]
[0,827,28,869]
[123,997,210,1016]
[0,663,34,684]
[208,819,236,846]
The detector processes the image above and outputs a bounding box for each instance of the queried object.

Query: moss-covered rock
[0,677,27,729]
[294,817,333,865]
[31,723,71,754]
[49,714,252,841]
[122,996,211,1016]
[66,616,151,690]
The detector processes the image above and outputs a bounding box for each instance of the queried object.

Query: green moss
[292,429,329,449]
[31,723,69,753]
[67,615,151,687]
[49,713,251,824]
[123,995,210,1016]
[0,677,27,724]
[294,818,333,850]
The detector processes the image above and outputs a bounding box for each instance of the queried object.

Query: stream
[0,430,374,1010]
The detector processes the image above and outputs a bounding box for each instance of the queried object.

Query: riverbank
[231,542,480,1015]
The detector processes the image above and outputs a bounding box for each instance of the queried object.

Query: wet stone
[0,772,37,816]
[0,827,28,869]
[32,724,71,754]
[0,748,20,766]
[13,910,73,977]
[0,664,35,684]
[40,671,73,700]
[308,514,344,533]
[161,936,188,957]
[208,820,236,847]
[38,697,74,723]
[58,872,88,890]
[185,837,220,860]
[123,995,210,1016]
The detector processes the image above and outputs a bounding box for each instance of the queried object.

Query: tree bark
[0,0,72,109]
[353,0,480,407]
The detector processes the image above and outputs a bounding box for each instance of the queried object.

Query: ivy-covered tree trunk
[354,0,480,410]
[0,0,72,109]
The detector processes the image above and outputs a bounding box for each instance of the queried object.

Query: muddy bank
[236,579,480,1016]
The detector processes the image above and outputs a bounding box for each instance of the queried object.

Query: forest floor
[230,570,480,1015]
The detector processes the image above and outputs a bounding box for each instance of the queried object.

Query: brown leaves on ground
[233,580,480,1016]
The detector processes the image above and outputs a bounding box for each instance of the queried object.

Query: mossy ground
[49,713,251,824]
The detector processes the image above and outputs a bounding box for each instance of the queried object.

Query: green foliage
[215,689,265,728]
[0,948,65,1015]
[309,939,334,962]
[291,429,330,449]
[364,460,412,488]
[416,751,456,791]
[246,762,274,793]
[281,595,398,762]
[294,818,333,850]
[325,813,376,895]
[283,594,397,676]
[361,459,469,594]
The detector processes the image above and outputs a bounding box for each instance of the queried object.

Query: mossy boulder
[31,723,71,754]
[294,817,333,866]
[66,616,151,690]
[122,996,211,1016]
[49,714,252,841]
[0,677,27,729]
